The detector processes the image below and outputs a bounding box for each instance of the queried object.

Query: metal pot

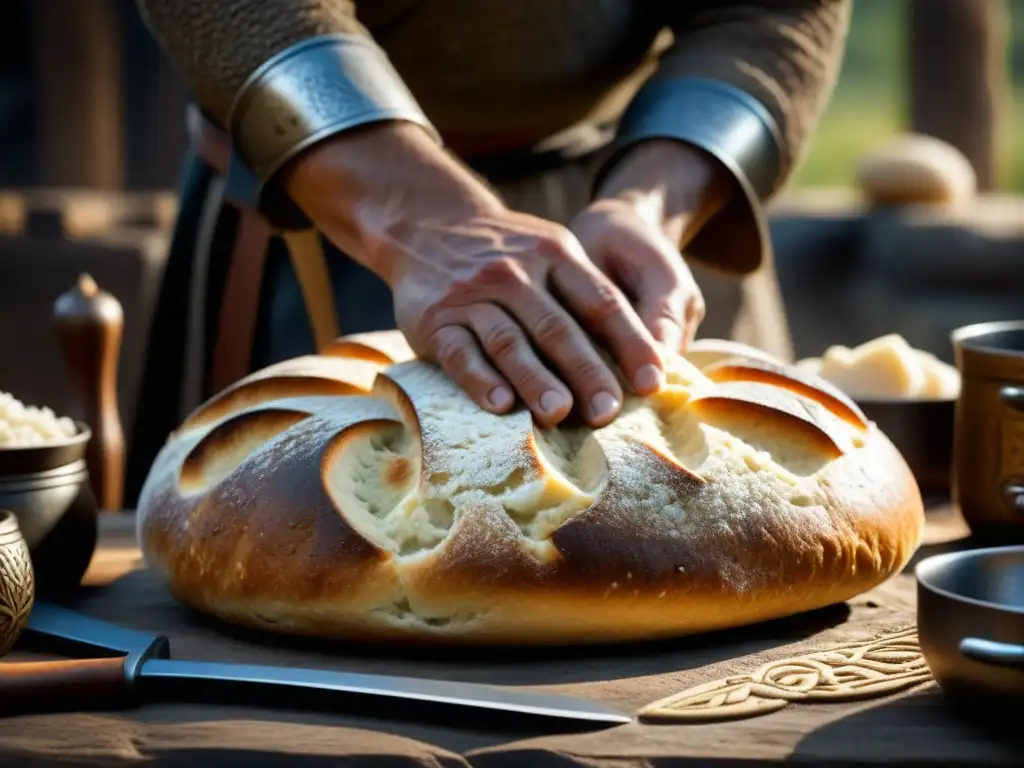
[0,423,91,476]
[950,320,1024,541]
[855,397,955,494]
[916,546,1024,705]
[0,423,98,595]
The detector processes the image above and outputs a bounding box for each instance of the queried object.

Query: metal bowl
[855,397,955,494]
[916,546,1024,705]
[0,509,35,656]
[0,423,97,595]
[0,422,91,476]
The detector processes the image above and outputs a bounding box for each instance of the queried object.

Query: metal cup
[951,320,1024,540]
[0,508,35,656]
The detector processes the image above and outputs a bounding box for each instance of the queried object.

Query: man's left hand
[570,139,732,356]
[570,197,703,356]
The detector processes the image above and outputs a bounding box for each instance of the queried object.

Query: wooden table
[1,507,1021,766]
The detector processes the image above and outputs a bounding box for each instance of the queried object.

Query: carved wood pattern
[0,514,35,657]
[639,628,933,723]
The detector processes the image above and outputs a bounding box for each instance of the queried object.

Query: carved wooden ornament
[639,628,933,723]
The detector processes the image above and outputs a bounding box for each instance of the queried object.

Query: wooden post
[119,0,189,190]
[32,0,124,189]
[908,0,1011,191]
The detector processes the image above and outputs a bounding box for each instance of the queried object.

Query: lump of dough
[857,133,977,206]
[797,334,960,400]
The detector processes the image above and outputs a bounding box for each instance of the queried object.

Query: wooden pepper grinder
[53,274,125,512]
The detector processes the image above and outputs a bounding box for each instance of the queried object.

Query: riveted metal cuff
[598,77,783,275]
[226,34,440,228]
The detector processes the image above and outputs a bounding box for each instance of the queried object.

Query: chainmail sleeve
[136,0,438,217]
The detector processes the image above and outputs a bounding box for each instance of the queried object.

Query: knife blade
[4,602,631,728]
[139,659,630,724]
[25,601,170,657]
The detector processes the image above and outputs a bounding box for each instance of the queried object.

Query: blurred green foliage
[797,0,1024,189]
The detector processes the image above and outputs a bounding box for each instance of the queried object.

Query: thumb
[634,281,686,355]
[640,253,704,354]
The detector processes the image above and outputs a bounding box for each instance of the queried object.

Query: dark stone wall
[771,192,1024,364]
[0,0,187,190]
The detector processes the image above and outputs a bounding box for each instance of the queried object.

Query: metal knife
[1,602,630,728]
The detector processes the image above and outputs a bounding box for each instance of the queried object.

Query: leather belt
[187,105,273,395]
[186,105,341,396]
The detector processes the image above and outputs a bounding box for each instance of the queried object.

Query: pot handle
[1000,386,1024,515]
[959,637,1024,668]
[1002,385,1024,410]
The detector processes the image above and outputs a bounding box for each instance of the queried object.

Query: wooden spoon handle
[0,656,129,702]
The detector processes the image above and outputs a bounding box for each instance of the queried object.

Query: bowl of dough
[135,332,926,646]
[0,390,97,593]
[795,334,959,494]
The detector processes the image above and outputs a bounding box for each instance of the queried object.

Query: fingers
[427,299,614,428]
[634,259,705,355]
[586,220,706,357]
[464,305,577,427]
[415,219,692,428]
[424,305,577,427]
[681,288,706,350]
[487,286,626,427]
[424,325,516,415]
[548,254,666,398]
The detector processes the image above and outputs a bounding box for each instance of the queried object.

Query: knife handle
[0,657,129,704]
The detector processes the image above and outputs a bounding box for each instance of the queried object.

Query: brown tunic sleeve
[135,0,370,127]
[601,0,851,276]
[660,0,852,189]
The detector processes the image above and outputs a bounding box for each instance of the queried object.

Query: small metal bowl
[916,546,1024,706]
[0,508,35,656]
[0,422,97,595]
[0,421,92,475]
[855,397,955,494]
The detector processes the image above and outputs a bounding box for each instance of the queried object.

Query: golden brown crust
[136,331,925,645]
[321,332,417,365]
[702,356,869,430]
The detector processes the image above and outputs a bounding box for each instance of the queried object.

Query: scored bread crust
[136,332,925,645]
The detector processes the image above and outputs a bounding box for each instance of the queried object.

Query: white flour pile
[0,390,77,446]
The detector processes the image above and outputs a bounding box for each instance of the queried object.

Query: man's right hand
[387,206,671,428]
[283,122,668,428]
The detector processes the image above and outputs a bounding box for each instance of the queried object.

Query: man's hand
[571,139,733,354]
[571,198,704,355]
[284,122,668,428]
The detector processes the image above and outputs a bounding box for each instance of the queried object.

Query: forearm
[594,140,732,249]
[282,122,504,283]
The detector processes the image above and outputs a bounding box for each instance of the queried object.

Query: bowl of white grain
[0,390,91,475]
[0,390,96,594]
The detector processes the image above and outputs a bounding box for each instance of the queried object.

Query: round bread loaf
[857,133,976,206]
[136,332,925,645]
